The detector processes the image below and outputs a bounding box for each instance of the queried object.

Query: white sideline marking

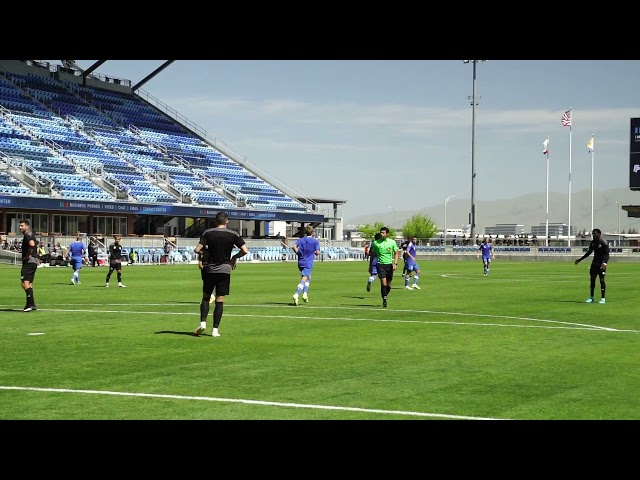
[0,385,504,420]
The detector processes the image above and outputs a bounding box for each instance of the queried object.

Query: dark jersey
[198,227,246,274]
[579,238,610,265]
[400,240,409,260]
[108,243,123,263]
[21,230,38,264]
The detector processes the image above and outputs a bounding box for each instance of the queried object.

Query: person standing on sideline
[68,235,86,285]
[404,236,422,290]
[477,237,495,276]
[370,226,399,308]
[105,236,126,288]
[400,237,410,277]
[366,233,382,292]
[193,211,248,337]
[19,219,39,312]
[88,237,98,267]
[291,225,321,305]
[575,228,610,304]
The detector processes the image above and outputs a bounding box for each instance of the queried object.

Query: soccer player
[68,235,86,285]
[366,233,382,292]
[477,237,495,276]
[292,225,321,305]
[193,211,248,337]
[370,226,399,308]
[105,236,126,288]
[88,237,99,267]
[19,219,39,312]
[399,237,410,276]
[404,236,421,289]
[574,228,610,304]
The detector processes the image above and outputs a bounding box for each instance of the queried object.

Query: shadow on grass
[155,330,204,336]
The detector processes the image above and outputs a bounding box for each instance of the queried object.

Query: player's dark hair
[592,228,601,235]
[19,219,30,226]
[216,211,229,225]
[380,227,389,234]
[374,233,382,240]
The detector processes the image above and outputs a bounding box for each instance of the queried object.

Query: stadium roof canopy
[60,60,174,91]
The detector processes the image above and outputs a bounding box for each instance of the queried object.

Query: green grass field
[1,259,638,420]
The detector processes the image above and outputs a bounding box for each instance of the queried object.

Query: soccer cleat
[70,278,77,285]
[366,281,371,292]
[412,284,421,290]
[193,326,205,336]
[599,298,606,304]
[212,329,221,337]
[118,283,126,288]
[105,283,109,288]
[585,297,594,303]
[405,286,412,290]
[382,298,388,308]
[23,306,36,312]
[293,293,299,306]
[302,293,308,303]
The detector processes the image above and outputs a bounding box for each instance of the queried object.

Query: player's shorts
[20,262,37,283]
[203,272,231,297]
[109,261,122,270]
[71,257,83,270]
[590,263,605,277]
[482,257,492,265]
[405,262,420,273]
[298,265,313,278]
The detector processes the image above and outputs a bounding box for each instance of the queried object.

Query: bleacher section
[0,66,312,212]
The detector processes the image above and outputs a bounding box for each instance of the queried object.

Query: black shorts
[590,263,605,277]
[376,263,394,282]
[109,262,122,270]
[21,262,37,282]
[202,272,231,297]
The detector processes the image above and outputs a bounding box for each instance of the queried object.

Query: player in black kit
[105,236,126,288]
[574,228,610,304]
[19,219,40,312]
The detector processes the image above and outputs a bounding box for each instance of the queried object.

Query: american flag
[561,110,571,127]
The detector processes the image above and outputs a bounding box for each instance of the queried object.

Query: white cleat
[105,283,109,288]
[212,329,221,337]
[302,293,308,303]
[405,286,412,290]
[412,284,421,290]
[118,283,126,288]
[293,294,299,306]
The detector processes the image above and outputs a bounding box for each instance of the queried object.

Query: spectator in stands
[292,225,321,306]
[574,228,610,304]
[477,237,495,276]
[366,233,382,292]
[404,237,422,290]
[19,219,39,312]
[68,235,86,285]
[370,227,400,308]
[128,249,137,265]
[88,237,98,267]
[193,211,248,337]
[105,236,126,288]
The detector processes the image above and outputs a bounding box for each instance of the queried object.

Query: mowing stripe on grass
[0,385,505,420]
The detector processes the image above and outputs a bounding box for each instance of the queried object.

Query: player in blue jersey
[366,233,382,292]
[404,237,421,289]
[477,237,495,276]
[292,225,321,305]
[68,235,86,285]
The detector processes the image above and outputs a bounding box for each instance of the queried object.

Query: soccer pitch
[1,260,638,420]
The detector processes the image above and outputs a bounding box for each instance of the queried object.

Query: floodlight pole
[464,60,486,241]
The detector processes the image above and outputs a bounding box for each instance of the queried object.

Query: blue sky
[49,60,640,224]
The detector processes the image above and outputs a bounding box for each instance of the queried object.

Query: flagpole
[568,107,572,248]
[590,134,594,232]
[545,137,550,247]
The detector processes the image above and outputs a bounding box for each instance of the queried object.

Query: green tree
[400,213,438,240]
[357,222,397,241]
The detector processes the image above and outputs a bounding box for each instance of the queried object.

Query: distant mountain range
[347,187,640,235]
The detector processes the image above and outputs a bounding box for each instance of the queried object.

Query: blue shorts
[71,257,83,270]
[369,264,378,275]
[482,257,492,264]
[405,262,420,272]
[298,265,313,278]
